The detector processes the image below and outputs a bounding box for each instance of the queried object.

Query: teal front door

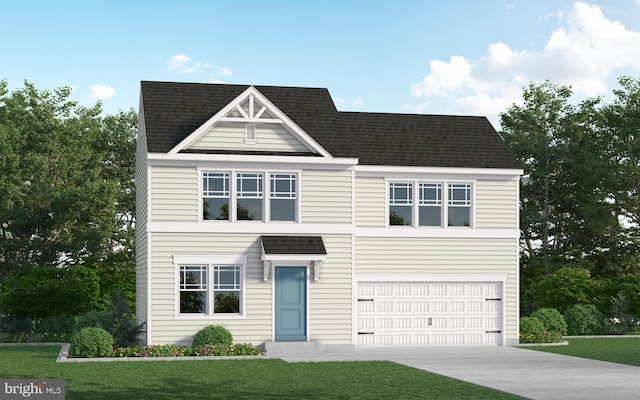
[275,267,307,342]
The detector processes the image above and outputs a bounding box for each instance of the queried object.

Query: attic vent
[244,124,257,144]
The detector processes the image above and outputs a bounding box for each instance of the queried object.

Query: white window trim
[173,255,247,319]
[244,124,257,144]
[199,169,301,223]
[386,179,475,228]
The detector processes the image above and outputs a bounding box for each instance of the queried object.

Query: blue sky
[2,0,640,128]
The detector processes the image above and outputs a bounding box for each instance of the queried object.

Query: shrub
[101,287,145,347]
[529,267,592,314]
[564,304,604,335]
[519,316,545,343]
[34,314,75,342]
[70,327,114,358]
[531,308,567,335]
[606,291,640,334]
[192,325,233,349]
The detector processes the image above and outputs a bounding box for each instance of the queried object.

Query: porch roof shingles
[140,81,521,170]
[260,236,327,255]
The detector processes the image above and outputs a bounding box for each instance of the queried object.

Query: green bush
[70,327,114,358]
[519,316,545,343]
[564,304,604,335]
[529,267,593,314]
[192,325,233,349]
[34,314,76,342]
[531,308,567,335]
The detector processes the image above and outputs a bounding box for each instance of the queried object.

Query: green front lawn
[0,346,522,400]
[522,337,640,366]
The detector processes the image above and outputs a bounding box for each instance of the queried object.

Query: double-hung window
[389,182,413,226]
[270,173,297,221]
[448,183,471,227]
[419,183,442,226]
[178,264,243,316]
[388,181,472,227]
[202,171,297,222]
[236,173,263,220]
[203,172,230,220]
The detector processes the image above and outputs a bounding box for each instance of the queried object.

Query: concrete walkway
[266,345,640,400]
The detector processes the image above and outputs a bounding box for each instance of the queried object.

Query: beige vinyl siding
[355,237,519,342]
[475,180,518,229]
[150,167,199,221]
[148,233,353,345]
[187,122,310,153]
[301,170,353,224]
[135,108,149,337]
[355,176,386,227]
[149,234,269,345]
[308,235,353,344]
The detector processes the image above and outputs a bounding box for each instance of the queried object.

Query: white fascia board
[356,165,523,180]
[248,87,334,158]
[168,88,250,155]
[167,86,334,158]
[354,274,507,283]
[147,152,358,169]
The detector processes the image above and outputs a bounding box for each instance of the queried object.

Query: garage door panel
[357,281,503,346]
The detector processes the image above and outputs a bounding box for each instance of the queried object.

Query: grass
[0,345,523,400]
[522,337,640,366]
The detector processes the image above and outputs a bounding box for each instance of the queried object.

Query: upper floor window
[388,181,473,228]
[448,183,471,227]
[389,182,413,226]
[202,171,297,222]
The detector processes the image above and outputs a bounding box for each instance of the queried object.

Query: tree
[0,80,137,321]
[0,81,119,275]
[500,81,578,275]
[598,76,640,277]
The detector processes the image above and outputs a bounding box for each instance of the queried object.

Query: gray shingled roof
[140,81,521,169]
[261,236,327,255]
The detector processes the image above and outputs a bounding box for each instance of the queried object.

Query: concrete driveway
[268,345,640,400]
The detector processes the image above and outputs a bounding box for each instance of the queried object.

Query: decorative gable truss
[168,86,333,157]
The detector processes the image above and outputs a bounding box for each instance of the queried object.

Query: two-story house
[135,81,523,347]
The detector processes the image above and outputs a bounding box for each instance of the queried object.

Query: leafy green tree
[0,81,119,274]
[0,265,100,321]
[0,80,137,322]
[500,81,579,274]
[528,267,593,314]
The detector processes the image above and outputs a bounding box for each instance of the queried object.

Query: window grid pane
[237,173,263,198]
[203,172,229,197]
[179,265,207,290]
[270,174,297,199]
[213,266,241,291]
[419,183,442,205]
[448,183,471,206]
[389,182,413,205]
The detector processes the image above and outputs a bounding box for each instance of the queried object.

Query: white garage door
[357,281,502,346]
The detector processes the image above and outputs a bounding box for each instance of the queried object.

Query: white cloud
[89,84,115,100]
[411,2,640,121]
[219,67,232,76]
[167,54,211,74]
[167,53,189,70]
